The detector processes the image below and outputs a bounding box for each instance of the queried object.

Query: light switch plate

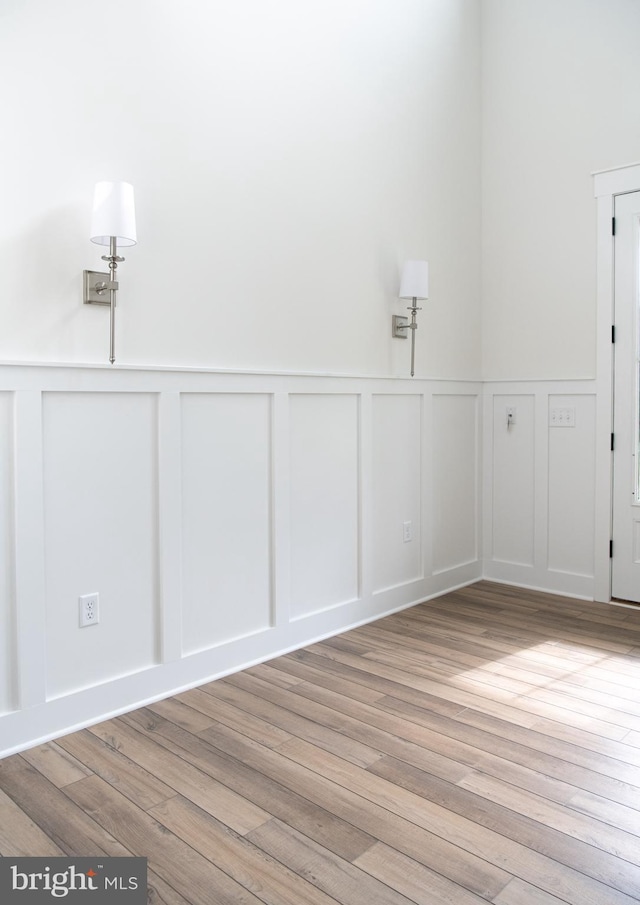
[549,406,576,427]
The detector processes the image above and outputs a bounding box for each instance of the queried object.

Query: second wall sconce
[392,259,429,377]
[83,181,137,364]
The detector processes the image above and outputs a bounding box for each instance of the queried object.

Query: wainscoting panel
[372,394,422,592]
[0,365,482,758]
[0,393,14,714]
[547,394,596,578]
[432,393,479,574]
[483,381,597,597]
[491,394,535,566]
[288,394,360,619]
[42,392,159,699]
[0,369,607,755]
[181,393,273,654]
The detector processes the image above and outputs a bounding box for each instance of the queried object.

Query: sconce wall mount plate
[392,314,409,338]
[83,270,118,307]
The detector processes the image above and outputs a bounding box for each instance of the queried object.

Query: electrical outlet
[79,592,99,628]
[403,521,412,543]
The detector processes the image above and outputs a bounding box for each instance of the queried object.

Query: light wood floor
[2,581,640,904]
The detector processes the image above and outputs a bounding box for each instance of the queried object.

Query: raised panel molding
[547,395,596,578]
[491,395,535,566]
[372,394,423,592]
[42,392,159,699]
[289,394,360,619]
[181,393,272,653]
[432,394,479,574]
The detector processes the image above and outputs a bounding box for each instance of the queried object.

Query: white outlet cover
[79,592,100,627]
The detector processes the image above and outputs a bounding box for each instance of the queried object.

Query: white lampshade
[399,260,429,299]
[90,181,137,246]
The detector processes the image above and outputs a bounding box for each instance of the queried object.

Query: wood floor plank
[221,668,473,786]
[352,843,491,905]
[65,775,267,905]
[293,646,537,727]
[249,660,386,705]
[312,640,630,739]
[177,686,294,749]
[0,787,65,856]
[2,580,640,905]
[146,695,220,734]
[0,756,133,857]
[56,728,176,812]
[455,769,640,856]
[120,707,377,863]
[354,618,640,705]
[360,646,634,739]
[373,696,640,804]
[257,660,640,826]
[492,877,588,905]
[349,622,566,688]
[193,718,511,900]
[146,869,195,905]
[209,672,386,769]
[148,796,343,905]
[86,716,272,835]
[20,740,94,788]
[280,737,640,904]
[245,818,419,905]
[455,707,640,782]
[567,786,640,835]
[623,729,640,748]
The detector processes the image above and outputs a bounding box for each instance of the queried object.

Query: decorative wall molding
[0,364,609,756]
[0,363,482,757]
[482,379,598,600]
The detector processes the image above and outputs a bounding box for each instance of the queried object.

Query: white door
[612,190,640,602]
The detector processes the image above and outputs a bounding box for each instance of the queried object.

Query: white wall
[0,0,481,379]
[481,0,640,379]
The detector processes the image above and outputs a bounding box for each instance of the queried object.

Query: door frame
[594,162,640,602]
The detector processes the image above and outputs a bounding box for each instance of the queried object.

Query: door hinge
[612,324,616,344]
[610,539,614,558]
[611,432,615,451]
[612,217,616,236]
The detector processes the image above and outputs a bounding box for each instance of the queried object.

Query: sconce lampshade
[90,181,137,247]
[399,260,429,299]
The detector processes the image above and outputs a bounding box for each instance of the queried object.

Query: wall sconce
[83,181,137,364]
[392,259,429,377]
